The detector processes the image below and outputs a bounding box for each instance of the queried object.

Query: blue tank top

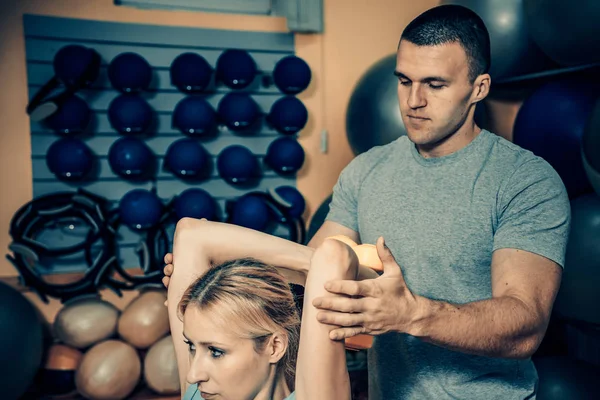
[182,383,296,400]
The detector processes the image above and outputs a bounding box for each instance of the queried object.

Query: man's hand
[312,237,423,340]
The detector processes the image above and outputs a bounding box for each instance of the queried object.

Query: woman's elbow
[175,217,209,239]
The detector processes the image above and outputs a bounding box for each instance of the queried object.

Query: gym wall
[0,0,441,322]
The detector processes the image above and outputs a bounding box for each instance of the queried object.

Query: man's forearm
[409,295,545,359]
[175,218,314,285]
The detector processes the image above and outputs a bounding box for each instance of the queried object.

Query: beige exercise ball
[118,289,169,349]
[76,340,141,400]
[143,335,180,394]
[54,297,120,349]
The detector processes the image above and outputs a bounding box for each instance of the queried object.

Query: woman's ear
[267,332,288,364]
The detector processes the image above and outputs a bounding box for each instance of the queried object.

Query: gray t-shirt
[326,130,570,400]
[182,383,296,400]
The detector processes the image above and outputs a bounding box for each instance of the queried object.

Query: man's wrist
[404,295,436,338]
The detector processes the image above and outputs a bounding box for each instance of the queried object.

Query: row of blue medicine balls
[46,137,305,182]
[119,186,306,231]
[44,93,308,136]
[107,50,311,94]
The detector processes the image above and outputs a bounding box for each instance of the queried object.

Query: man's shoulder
[347,136,407,169]
[485,130,555,177]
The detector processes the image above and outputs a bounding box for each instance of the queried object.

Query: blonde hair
[178,258,301,389]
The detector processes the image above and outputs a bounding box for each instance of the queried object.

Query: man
[164,4,570,399]
[308,4,570,399]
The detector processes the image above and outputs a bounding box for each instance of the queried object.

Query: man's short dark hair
[400,5,491,82]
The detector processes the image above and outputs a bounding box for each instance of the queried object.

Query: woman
[164,218,380,400]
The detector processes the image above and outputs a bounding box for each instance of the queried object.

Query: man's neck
[417,122,481,159]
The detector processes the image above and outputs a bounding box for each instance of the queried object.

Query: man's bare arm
[412,248,562,358]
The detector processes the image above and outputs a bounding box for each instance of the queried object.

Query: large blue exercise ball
[46,138,94,180]
[553,194,600,325]
[217,145,260,185]
[119,189,163,230]
[53,45,100,88]
[524,0,600,66]
[534,356,600,399]
[216,49,257,89]
[346,55,407,155]
[174,188,218,221]
[170,52,212,93]
[273,56,311,95]
[271,186,306,219]
[45,94,91,134]
[230,194,270,231]
[265,137,305,174]
[513,79,599,199]
[108,137,154,179]
[441,1,554,80]
[108,94,154,134]
[164,138,211,180]
[217,92,260,131]
[267,96,308,134]
[582,98,600,196]
[172,96,216,136]
[108,52,152,93]
[0,282,45,400]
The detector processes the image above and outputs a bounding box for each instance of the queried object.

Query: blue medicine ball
[170,52,212,93]
[217,145,260,184]
[230,194,269,231]
[108,137,154,179]
[172,96,216,135]
[53,45,100,88]
[273,56,311,95]
[217,92,260,131]
[108,52,152,93]
[45,94,91,134]
[108,94,153,134]
[265,137,305,174]
[216,49,257,89]
[267,96,308,134]
[119,189,163,230]
[174,188,218,221]
[272,186,306,218]
[46,138,94,180]
[164,138,211,179]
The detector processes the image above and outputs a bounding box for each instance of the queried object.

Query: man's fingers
[162,275,170,288]
[163,264,173,276]
[164,253,173,264]
[376,237,404,278]
[312,296,367,313]
[316,311,364,327]
[332,327,366,340]
[324,279,374,297]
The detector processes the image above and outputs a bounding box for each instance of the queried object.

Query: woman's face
[183,306,275,400]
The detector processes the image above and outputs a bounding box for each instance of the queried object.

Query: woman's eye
[209,346,225,359]
[184,340,196,354]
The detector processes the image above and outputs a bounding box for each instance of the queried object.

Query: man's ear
[472,73,491,104]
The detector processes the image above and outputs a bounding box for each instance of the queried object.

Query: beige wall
[0,0,442,320]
